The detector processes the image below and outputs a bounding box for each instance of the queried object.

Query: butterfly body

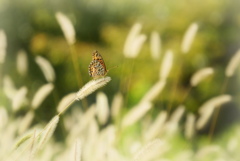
[88,50,108,79]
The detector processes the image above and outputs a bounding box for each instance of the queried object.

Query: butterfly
[88,50,108,79]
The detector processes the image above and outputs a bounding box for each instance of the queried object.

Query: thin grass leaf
[75,77,111,101]
[150,31,161,60]
[70,139,81,161]
[159,50,173,81]
[96,92,109,125]
[225,49,240,77]
[31,83,54,109]
[35,56,56,82]
[181,23,198,54]
[55,12,76,45]
[16,50,28,76]
[190,67,214,87]
[0,29,7,64]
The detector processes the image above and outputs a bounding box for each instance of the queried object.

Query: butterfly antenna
[107,65,118,72]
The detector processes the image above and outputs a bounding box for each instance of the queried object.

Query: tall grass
[0,18,239,161]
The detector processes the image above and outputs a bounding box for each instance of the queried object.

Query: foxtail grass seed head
[190,67,214,87]
[225,49,240,77]
[37,115,59,150]
[129,34,147,58]
[96,92,110,125]
[31,83,54,109]
[35,56,56,82]
[123,23,142,56]
[122,102,152,128]
[75,77,111,101]
[18,111,35,135]
[16,50,28,76]
[55,12,76,45]
[144,111,168,141]
[150,31,161,60]
[181,23,198,54]
[57,93,76,114]
[185,113,196,140]
[159,50,173,81]
[111,92,123,119]
[197,95,232,130]
[70,139,82,161]
[133,139,168,161]
[0,29,7,64]
[140,80,166,103]
[0,107,8,129]
[12,86,28,111]
[3,75,17,99]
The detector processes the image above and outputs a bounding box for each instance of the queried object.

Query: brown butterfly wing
[92,51,107,73]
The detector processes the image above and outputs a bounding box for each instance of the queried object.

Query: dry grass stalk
[37,115,59,151]
[12,86,28,111]
[16,50,28,76]
[35,56,56,82]
[144,111,168,141]
[31,83,54,109]
[150,31,161,60]
[185,113,195,140]
[55,12,76,45]
[121,102,152,128]
[75,77,111,101]
[0,30,7,64]
[96,92,110,125]
[190,67,214,87]
[225,49,240,77]
[181,23,198,54]
[141,80,166,103]
[159,50,173,81]
[57,93,76,114]
[111,92,123,119]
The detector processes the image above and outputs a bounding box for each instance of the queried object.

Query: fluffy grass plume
[150,31,161,60]
[55,12,76,45]
[159,50,173,81]
[121,102,152,128]
[0,29,7,64]
[111,92,123,120]
[225,49,240,77]
[35,56,56,82]
[181,23,198,54]
[197,95,232,129]
[16,50,28,76]
[57,93,76,114]
[123,23,146,58]
[31,83,54,109]
[12,86,28,111]
[96,92,110,125]
[75,77,111,101]
[185,113,196,139]
[3,75,17,99]
[190,67,214,87]
[37,115,59,150]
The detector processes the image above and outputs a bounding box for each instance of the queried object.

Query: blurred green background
[1,0,240,149]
